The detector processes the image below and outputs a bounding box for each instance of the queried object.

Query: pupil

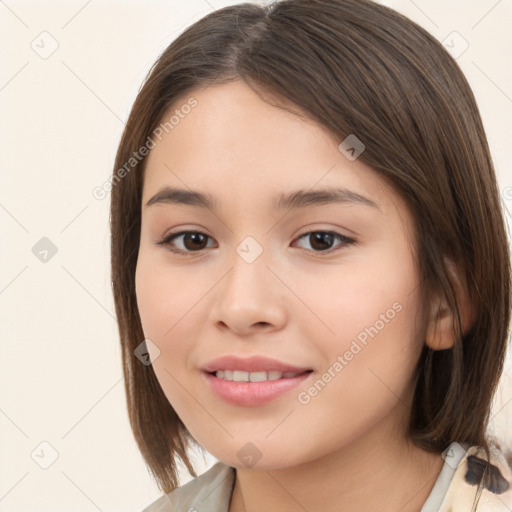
[185,233,206,250]
[311,232,333,250]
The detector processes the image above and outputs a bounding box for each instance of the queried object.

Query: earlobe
[425,258,475,350]
[425,301,453,350]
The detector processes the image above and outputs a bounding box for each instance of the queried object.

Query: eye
[156,229,355,256]
[293,230,355,254]
[156,231,215,255]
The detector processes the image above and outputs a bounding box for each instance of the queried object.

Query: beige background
[0,0,511,510]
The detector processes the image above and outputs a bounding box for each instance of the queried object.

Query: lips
[201,355,312,374]
[202,369,314,406]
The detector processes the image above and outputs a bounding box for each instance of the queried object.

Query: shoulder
[140,461,236,512]
[440,443,512,511]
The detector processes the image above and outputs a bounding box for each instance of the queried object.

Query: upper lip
[202,355,312,374]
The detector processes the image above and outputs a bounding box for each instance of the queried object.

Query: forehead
[141,80,407,221]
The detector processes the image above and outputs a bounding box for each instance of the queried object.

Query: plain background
[1,0,511,510]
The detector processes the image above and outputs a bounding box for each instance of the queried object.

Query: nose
[208,249,287,337]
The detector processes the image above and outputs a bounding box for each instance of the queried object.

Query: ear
[425,258,475,350]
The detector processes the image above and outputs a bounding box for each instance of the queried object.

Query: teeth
[213,370,303,381]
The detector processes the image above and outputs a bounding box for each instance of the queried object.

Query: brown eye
[157,231,215,254]
[156,229,355,257]
[294,231,355,254]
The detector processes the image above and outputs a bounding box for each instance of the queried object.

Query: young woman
[110,1,512,510]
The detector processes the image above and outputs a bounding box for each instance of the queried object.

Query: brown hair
[110,0,511,493]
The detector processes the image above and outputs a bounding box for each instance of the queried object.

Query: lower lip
[202,371,313,406]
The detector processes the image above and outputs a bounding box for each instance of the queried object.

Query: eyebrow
[145,186,380,212]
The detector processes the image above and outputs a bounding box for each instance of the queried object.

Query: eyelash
[156,229,356,257]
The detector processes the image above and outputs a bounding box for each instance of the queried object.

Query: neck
[228,404,444,512]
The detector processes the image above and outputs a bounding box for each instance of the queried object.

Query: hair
[110,0,511,494]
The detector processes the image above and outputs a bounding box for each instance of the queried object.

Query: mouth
[202,369,315,406]
[206,369,313,382]
[200,355,314,405]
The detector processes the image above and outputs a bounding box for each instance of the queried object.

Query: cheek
[290,269,422,455]
[135,261,171,341]
[135,255,191,376]
[299,249,419,346]
[135,250,203,340]
[135,255,202,410]
[298,246,422,397]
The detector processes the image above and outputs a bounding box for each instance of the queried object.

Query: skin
[135,80,471,512]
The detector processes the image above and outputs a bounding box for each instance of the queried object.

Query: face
[135,80,425,470]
